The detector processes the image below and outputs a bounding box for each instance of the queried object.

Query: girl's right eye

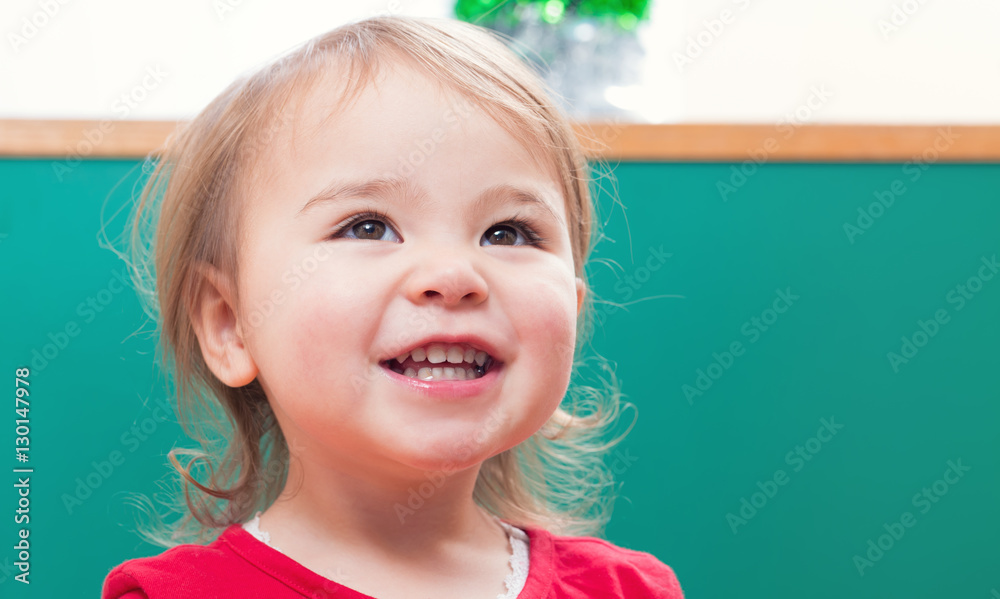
[330,210,402,242]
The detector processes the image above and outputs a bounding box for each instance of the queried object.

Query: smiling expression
[225,59,586,477]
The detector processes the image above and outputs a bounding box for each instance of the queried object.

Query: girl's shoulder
[102,521,685,599]
[522,525,686,598]
[101,524,279,599]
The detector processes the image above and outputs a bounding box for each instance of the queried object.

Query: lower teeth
[390,362,488,380]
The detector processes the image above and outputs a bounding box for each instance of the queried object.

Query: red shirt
[102,522,685,598]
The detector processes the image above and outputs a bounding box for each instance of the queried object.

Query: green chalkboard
[0,158,997,597]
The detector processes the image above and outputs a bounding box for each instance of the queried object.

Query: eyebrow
[296,176,564,227]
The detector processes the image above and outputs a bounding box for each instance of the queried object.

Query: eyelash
[330,210,548,247]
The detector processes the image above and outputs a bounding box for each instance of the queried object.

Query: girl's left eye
[482,218,545,247]
[330,211,546,247]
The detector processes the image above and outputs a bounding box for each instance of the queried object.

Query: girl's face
[227,62,585,478]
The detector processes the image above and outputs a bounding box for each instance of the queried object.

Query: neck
[257,444,505,559]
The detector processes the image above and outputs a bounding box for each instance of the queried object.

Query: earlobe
[575,277,587,317]
[189,261,258,388]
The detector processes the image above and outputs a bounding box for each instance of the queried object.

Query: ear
[575,277,587,317]
[189,261,258,388]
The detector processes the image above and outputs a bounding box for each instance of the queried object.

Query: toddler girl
[102,14,684,599]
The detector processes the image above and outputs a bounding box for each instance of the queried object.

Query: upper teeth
[395,343,490,366]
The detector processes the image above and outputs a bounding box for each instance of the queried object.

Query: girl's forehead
[273,62,552,172]
[239,58,567,221]
[292,62,471,136]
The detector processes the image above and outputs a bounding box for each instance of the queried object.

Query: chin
[395,437,502,474]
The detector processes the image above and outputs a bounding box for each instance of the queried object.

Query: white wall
[2,0,997,123]
[650,0,1000,124]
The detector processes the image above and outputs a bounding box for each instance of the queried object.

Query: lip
[378,360,505,401]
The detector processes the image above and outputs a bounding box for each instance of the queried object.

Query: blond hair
[121,14,632,547]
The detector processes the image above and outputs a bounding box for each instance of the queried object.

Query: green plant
[454,0,652,31]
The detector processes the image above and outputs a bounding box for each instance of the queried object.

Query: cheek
[243,263,381,390]
[511,270,579,385]
[292,279,380,376]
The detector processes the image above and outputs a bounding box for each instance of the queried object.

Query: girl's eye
[330,211,546,248]
[482,218,546,247]
[332,211,401,242]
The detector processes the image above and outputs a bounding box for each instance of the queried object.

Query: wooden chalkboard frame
[1,119,997,162]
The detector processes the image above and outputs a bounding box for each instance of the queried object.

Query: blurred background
[2,0,999,123]
[1,1,998,599]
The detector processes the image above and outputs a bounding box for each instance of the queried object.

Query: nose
[403,247,489,308]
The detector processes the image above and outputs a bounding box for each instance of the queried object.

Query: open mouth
[381,342,498,382]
